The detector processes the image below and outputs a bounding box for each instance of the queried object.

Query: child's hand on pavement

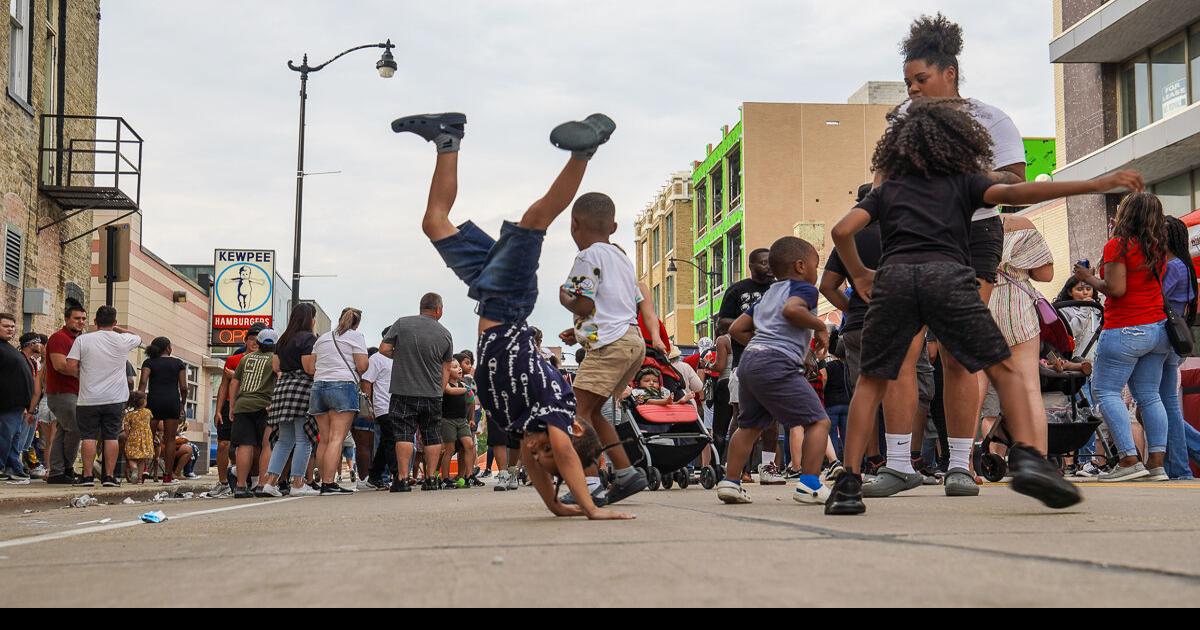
[587,508,636,521]
[550,502,585,518]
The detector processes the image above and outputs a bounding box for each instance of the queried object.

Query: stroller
[975,299,1117,482]
[606,322,723,492]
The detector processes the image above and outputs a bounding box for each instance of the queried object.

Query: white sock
[885,434,915,474]
[948,438,973,472]
[762,451,776,467]
[586,476,601,493]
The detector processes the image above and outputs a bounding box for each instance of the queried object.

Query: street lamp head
[377,45,397,78]
[667,261,679,273]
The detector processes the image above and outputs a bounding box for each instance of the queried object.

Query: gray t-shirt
[383,315,453,399]
[745,279,820,364]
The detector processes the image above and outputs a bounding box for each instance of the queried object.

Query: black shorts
[231,410,268,448]
[148,398,181,421]
[861,262,1011,380]
[77,403,124,441]
[970,216,1004,285]
[390,395,443,448]
[217,402,232,442]
[486,414,520,449]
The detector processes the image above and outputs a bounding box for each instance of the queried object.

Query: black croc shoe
[825,472,867,516]
[549,114,616,153]
[391,113,466,152]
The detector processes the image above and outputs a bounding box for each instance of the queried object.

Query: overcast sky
[96,0,1055,351]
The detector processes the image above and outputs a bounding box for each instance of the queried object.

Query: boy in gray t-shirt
[722,237,832,507]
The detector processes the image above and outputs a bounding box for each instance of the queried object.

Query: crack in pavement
[651,502,1200,585]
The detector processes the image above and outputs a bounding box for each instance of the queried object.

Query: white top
[897,98,1025,222]
[67,330,142,406]
[312,329,368,383]
[562,242,641,350]
[362,351,393,418]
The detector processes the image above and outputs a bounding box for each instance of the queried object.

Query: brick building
[1,0,113,332]
[633,172,695,346]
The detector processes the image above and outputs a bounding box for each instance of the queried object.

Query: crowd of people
[3,13,1200,524]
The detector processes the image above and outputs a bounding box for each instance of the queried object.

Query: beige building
[690,84,903,335]
[1,0,111,332]
[90,211,214,471]
[634,172,696,346]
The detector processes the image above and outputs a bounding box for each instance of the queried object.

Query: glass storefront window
[1151,37,1188,122]
[1153,171,1193,218]
[1121,56,1150,136]
[1192,29,1200,104]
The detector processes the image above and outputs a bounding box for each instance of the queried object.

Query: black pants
[712,379,732,462]
[930,354,950,471]
[369,413,399,482]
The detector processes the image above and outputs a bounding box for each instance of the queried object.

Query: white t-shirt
[67,330,141,406]
[562,242,641,350]
[896,98,1025,221]
[312,329,368,383]
[362,351,393,418]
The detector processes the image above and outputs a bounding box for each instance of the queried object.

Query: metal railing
[38,114,143,208]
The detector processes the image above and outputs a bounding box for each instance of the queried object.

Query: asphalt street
[2,479,1198,607]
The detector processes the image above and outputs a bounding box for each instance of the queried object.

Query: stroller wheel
[979,453,1008,483]
[678,470,690,490]
[700,467,717,490]
[647,468,662,492]
[663,473,674,490]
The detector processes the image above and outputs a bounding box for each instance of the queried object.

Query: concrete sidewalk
[0,475,215,515]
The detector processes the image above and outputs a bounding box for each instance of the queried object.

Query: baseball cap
[247,322,267,336]
[256,328,279,346]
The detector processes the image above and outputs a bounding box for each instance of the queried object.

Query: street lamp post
[286,40,397,304]
[669,256,722,340]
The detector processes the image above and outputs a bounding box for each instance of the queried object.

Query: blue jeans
[825,404,849,459]
[1093,323,1170,459]
[266,416,313,481]
[8,417,36,470]
[1187,423,1200,467]
[433,220,544,324]
[1162,351,1194,479]
[0,409,25,474]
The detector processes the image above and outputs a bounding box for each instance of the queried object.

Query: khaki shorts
[441,417,472,444]
[574,327,646,399]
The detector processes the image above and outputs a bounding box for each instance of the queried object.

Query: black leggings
[712,379,732,461]
[930,356,950,471]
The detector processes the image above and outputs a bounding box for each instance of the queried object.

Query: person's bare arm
[177,369,189,415]
[138,367,150,394]
[637,282,666,354]
[521,437,584,518]
[229,379,241,407]
[354,354,369,375]
[64,358,80,378]
[715,337,730,373]
[560,288,596,318]
[215,376,230,425]
[300,355,316,376]
[988,163,1027,185]
[782,298,831,355]
[1077,262,1127,298]
[983,171,1143,207]
[271,355,281,376]
[831,208,875,299]
[729,313,755,347]
[1030,263,1055,283]
[819,269,851,313]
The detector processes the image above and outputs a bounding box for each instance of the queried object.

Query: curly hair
[872,99,993,179]
[902,13,965,86]
[1111,192,1167,278]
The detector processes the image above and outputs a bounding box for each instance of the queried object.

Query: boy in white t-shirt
[560,192,665,505]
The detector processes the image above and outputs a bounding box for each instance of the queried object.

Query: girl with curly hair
[1072,193,1176,482]
[828,99,1143,516]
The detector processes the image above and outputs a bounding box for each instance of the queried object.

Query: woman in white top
[309,308,369,495]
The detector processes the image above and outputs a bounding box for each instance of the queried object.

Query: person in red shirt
[1074,192,1172,483]
[44,305,87,484]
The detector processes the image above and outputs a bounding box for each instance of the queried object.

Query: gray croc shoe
[391,113,467,153]
[944,468,980,497]
[550,113,616,159]
[861,467,924,498]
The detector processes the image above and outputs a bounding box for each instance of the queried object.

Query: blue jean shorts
[433,220,544,324]
[309,381,361,415]
[352,415,379,433]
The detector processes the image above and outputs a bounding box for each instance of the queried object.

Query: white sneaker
[717,480,752,505]
[290,485,320,497]
[505,469,520,491]
[356,480,376,492]
[793,480,832,505]
[209,484,233,499]
[758,463,786,486]
[260,484,283,498]
[30,465,47,479]
[494,471,511,492]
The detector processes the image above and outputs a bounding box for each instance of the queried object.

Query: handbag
[1152,267,1194,357]
[999,271,1075,355]
[333,331,375,420]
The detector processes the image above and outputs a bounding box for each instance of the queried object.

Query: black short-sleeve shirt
[277,331,317,373]
[141,356,185,407]
[858,173,995,268]
[718,278,773,367]
[825,223,883,334]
